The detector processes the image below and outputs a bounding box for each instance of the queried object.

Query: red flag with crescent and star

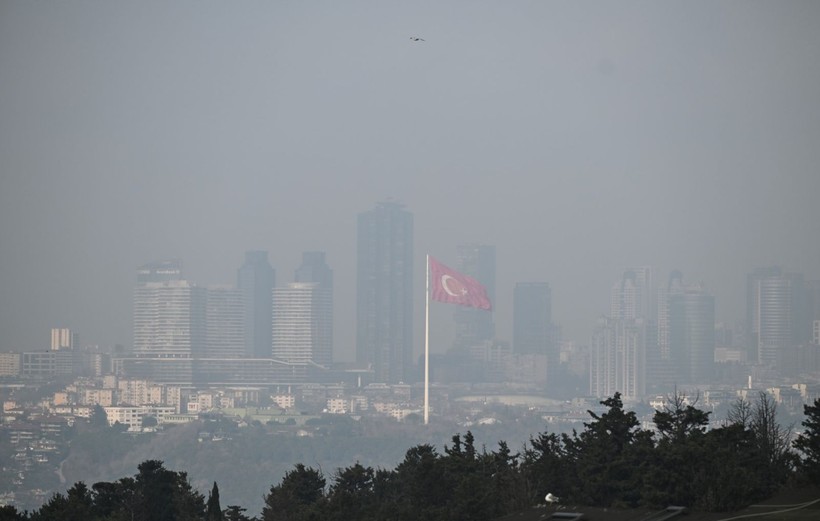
[429,256,492,310]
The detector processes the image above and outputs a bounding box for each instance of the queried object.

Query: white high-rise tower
[272,282,332,366]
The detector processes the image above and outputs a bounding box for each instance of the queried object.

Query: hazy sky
[2,1,819,360]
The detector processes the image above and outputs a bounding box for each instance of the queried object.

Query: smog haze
[2,1,819,358]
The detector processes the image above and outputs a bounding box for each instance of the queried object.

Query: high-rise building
[356,201,414,383]
[452,244,495,350]
[602,267,653,395]
[589,317,645,399]
[513,282,552,355]
[237,251,275,358]
[133,279,206,359]
[747,267,805,371]
[805,280,820,345]
[203,286,245,358]
[611,267,654,321]
[295,251,333,291]
[136,260,182,284]
[51,328,79,351]
[656,271,684,362]
[648,270,683,389]
[272,282,332,366]
[513,281,557,390]
[669,284,715,383]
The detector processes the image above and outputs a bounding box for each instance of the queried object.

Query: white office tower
[747,267,804,371]
[600,267,653,396]
[133,280,206,358]
[272,283,332,366]
[204,286,245,358]
[611,267,654,321]
[589,317,645,399]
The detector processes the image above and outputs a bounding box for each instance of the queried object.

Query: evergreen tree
[326,463,374,521]
[643,392,709,507]
[135,460,176,521]
[393,444,446,519]
[224,505,253,521]
[569,393,646,507]
[522,430,571,505]
[206,482,223,521]
[261,464,325,521]
[91,477,138,521]
[695,423,763,511]
[794,397,820,484]
[29,482,93,521]
[0,505,26,521]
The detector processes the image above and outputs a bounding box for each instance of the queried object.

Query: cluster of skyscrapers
[590,266,820,399]
[123,200,820,397]
[129,251,333,385]
[125,201,558,389]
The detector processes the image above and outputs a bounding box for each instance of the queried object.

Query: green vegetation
[5,393,820,520]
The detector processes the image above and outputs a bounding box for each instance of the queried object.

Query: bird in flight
[410,36,425,42]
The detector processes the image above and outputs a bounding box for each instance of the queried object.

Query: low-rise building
[0,352,21,376]
[272,394,296,409]
[103,406,176,430]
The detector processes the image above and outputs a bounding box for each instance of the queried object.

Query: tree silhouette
[261,464,325,521]
[206,482,223,521]
[795,397,820,485]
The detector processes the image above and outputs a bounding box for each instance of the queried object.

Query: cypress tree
[206,482,223,521]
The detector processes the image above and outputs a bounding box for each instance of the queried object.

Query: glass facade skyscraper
[513,282,552,356]
[237,251,275,358]
[295,251,333,291]
[356,201,413,384]
[203,286,245,359]
[669,285,715,383]
[747,266,805,372]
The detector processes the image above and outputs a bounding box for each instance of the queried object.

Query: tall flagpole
[424,254,430,425]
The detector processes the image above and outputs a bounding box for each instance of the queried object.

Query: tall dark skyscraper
[747,266,805,372]
[513,281,559,389]
[648,270,683,390]
[356,201,414,383]
[452,244,495,350]
[669,284,715,383]
[807,280,820,345]
[295,251,333,291]
[237,251,275,358]
[513,282,552,355]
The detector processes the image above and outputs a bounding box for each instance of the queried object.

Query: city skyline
[2,3,820,360]
[7,245,820,362]
[6,251,820,392]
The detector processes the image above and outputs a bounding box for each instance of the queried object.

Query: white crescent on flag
[441,275,467,297]
[429,256,492,310]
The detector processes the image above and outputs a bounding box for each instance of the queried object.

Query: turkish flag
[429,256,492,310]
